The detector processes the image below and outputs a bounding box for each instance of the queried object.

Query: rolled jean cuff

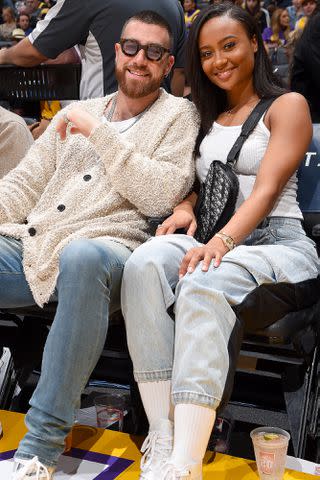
[14,451,57,469]
[172,391,221,409]
[134,368,172,382]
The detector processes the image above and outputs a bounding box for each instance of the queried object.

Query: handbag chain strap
[226,97,275,166]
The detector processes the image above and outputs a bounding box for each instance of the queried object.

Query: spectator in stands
[262,8,292,48]
[294,0,317,31]
[2,11,197,480]
[0,0,187,98]
[24,0,45,29]
[1,0,15,10]
[183,0,200,31]
[18,13,33,35]
[291,10,320,121]
[263,0,292,15]
[121,4,320,480]
[287,0,304,26]
[0,6,16,40]
[11,27,26,43]
[244,0,269,33]
[0,106,33,178]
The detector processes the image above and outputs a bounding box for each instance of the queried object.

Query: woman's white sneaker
[140,419,173,480]
[12,456,55,480]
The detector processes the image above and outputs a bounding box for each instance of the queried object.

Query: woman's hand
[56,106,101,141]
[156,208,197,236]
[179,236,229,278]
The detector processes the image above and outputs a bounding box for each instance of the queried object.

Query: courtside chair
[225,124,320,461]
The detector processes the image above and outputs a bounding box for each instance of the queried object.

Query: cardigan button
[83,174,92,181]
[28,227,36,236]
[57,204,66,212]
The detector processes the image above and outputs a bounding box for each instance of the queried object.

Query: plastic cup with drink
[94,393,126,431]
[250,426,290,480]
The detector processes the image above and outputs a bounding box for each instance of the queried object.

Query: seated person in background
[0,105,33,178]
[183,0,200,31]
[287,0,304,26]
[262,8,292,49]
[17,13,33,35]
[244,0,269,34]
[121,4,320,479]
[2,11,198,480]
[11,27,26,43]
[0,6,16,40]
[24,0,46,29]
[291,10,320,122]
[294,0,317,32]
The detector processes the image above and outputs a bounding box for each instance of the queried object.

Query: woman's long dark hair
[186,2,286,156]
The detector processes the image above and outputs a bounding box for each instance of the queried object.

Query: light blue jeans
[121,218,320,410]
[0,236,131,467]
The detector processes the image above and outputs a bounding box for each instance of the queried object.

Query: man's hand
[179,236,229,278]
[56,106,101,141]
[156,208,197,236]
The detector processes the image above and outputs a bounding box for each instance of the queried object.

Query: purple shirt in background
[262,27,288,44]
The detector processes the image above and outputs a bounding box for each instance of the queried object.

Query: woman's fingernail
[179,274,183,279]
[187,267,193,273]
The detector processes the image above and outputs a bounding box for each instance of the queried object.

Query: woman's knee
[123,238,174,283]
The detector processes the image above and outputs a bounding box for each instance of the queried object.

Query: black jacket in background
[291,13,320,122]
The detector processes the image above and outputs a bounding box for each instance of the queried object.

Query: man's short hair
[121,10,174,50]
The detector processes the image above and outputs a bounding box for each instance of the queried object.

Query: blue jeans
[121,218,320,409]
[0,236,131,467]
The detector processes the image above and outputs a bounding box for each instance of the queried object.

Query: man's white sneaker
[12,456,55,480]
[161,461,202,480]
[140,419,173,480]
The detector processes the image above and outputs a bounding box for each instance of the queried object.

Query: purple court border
[0,447,134,480]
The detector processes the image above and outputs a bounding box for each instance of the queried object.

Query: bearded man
[2,11,198,480]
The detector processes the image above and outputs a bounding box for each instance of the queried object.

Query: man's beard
[115,64,164,98]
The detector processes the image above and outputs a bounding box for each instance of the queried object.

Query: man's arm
[0,37,48,65]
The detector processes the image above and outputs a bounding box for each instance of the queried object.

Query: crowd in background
[0,0,319,122]
[180,0,318,45]
[0,0,54,43]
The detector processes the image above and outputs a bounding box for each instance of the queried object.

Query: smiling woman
[121,3,320,480]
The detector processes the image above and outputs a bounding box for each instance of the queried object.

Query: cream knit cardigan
[0,90,199,306]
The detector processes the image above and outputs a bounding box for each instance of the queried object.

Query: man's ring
[63,113,70,125]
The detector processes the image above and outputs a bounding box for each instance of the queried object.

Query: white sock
[170,404,216,466]
[138,380,174,430]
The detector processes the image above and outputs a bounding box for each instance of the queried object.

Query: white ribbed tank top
[196,116,302,219]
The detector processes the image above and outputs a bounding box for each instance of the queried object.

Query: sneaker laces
[162,463,191,480]
[15,456,52,480]
[140,430,173,472]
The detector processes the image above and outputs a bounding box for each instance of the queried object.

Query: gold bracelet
[214,232,236,251]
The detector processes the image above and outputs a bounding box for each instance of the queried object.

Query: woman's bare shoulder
[269,92,309,114]
[265,92,311,129]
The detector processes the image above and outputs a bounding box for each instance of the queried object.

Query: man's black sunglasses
[120,38,171,61]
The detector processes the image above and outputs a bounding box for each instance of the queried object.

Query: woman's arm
[179,92,312,276]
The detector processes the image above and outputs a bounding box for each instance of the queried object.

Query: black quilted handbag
[195,98,274,244]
